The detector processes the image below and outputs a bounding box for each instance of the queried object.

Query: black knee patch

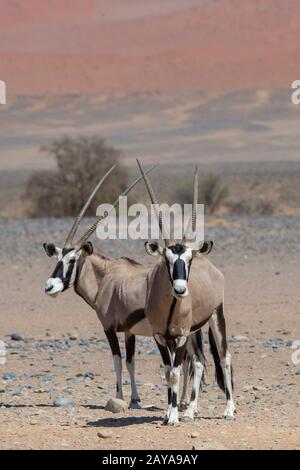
[168,388,172,405]
[172,392,178,408]
[125,334,135,364]
[105,327,121,357]
[174,345,186,368]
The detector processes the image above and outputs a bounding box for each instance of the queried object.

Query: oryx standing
[43,165,205,409]
[137,160,235,425]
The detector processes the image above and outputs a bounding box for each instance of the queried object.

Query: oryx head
[43,164,118,296]
[43,242,94,296]
[137,160,213,300]
[44,163,154,297]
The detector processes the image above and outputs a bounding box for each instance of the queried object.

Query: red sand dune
[0,0,299,96]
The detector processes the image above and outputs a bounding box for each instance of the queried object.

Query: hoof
[162,415,169,425]
[128,399,142,410]
[166,419,180,426]
[224,414,235,421]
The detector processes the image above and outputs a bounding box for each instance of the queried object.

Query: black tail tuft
[208,327,225,392]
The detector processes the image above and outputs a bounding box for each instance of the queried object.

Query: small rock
[191,431,199,438]
[3,373,16,381]
[148,348,160,356]
[84,372,94,380]
[97,430,112,439]
[233,335,249,342]
[105,398,127,414]
[53,397,75,407]
[68,332,78,341]
[10,333,24,341]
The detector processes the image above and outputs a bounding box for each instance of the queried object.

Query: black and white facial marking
[43,244,79,297]
[144,239,214,299]
[165,244,193,298]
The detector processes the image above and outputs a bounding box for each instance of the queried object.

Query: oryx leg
[154,335,172,424]
[104,327,124,400]
[125,332,141,409]
[179,356,189,411]
[167,335,188,425]
[182,355,204,422]
[209,304,236,420]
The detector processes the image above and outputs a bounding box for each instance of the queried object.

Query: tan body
[76,253,152,335]
[145,254,224,338]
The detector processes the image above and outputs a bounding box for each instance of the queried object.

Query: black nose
[174,286,186,295]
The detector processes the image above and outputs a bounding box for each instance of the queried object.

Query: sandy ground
[0,217,299,450]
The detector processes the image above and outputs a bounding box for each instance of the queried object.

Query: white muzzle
[45,278,64,296]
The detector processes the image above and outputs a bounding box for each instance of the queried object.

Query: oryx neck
[74,253,107,308]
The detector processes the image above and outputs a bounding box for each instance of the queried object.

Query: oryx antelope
[137,160,235,425]
[43,164,206,409]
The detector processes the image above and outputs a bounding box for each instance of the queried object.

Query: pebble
[105,398,127,414]
[84,372,94,380]
[10,333,24,341]
[191,432,199,438]
[97,430,112,439]
[148,348,160,356]
[233,335,249,342]
[53,397,75,407]
[68,332,78,341]
[3,373,16,381]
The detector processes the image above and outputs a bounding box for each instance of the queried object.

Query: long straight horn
[76,165,156,248]
[182,165,198,244]
[136,159,171,246]
[64,163,117,247]
[192,165,199,233]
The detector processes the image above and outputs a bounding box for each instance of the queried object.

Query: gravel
[1,216,300,263]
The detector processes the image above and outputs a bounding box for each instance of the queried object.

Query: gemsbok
[137,159,235,425]
[43,164,206,409]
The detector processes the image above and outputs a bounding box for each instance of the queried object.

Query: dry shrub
[175,175,229,215]
[25,136,128,217]
[230,198,275,215]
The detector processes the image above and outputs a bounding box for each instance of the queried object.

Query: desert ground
[0,0,299,452]
[0,216,299,450]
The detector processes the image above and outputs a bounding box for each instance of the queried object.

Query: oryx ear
[144,240,163,256]
[81,241,93,256]
[43,243,59,257]
[199,240,213,255]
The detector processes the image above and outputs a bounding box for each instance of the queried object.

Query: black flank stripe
[117,309,145,332]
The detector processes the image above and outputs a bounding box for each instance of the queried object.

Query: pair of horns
[137,159,199,247]
[65,163,155,250]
